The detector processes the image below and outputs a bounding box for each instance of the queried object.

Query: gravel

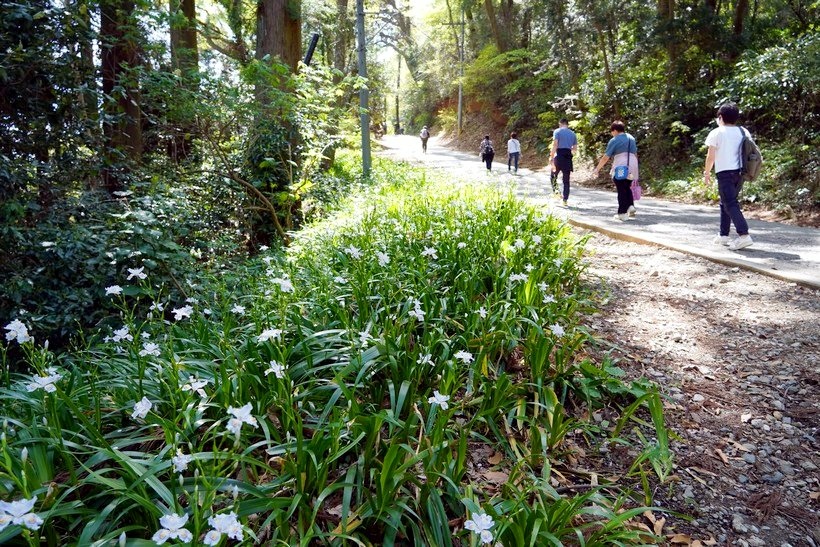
[580,232,820,546]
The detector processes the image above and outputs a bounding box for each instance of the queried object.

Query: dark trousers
[554,150,573,201]
[483,153,494,170]
[421,138,428,153]
[717,170,749,236]
[508,152,519,171]
[614,178,634,214]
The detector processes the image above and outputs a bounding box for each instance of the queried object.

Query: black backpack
[484,141,494,155]
[737,127,763,181]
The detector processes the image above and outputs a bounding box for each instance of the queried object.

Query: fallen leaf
[714,448,729,464]
[810,491,819,501]
[482,470,509,484]
[643,510,656,524]
[668,533,692,544]
[487,451,503,465]
[653,516,666,535]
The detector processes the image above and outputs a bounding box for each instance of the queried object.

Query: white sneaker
[627,205,637,218]
[612,213,628,221]
[729,234,753,250]
[712,235,731,246]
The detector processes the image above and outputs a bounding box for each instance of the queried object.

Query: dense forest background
[1,0,818,346]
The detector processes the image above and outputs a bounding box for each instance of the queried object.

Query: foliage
[1,163,670,545]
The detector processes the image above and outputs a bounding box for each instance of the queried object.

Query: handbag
[631,179,642,201]
[613,137,635,181]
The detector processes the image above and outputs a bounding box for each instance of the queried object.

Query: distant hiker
[550,118,578,206]
[420,126,430,153]
[479,135,495,172]
[507,132,521,173]
[593,120,639,221]
[704,102,754,250]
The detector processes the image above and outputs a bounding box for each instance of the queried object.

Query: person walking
[703,102,754,250]
[507,132,521,173]
[420,126,430,153]
[479,135,495,172]
[549,118,578,206]
[593,120,639,220]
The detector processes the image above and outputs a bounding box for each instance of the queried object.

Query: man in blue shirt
[549,119,578,206]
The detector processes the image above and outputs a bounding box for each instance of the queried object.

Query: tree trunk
[596,25,618,118]
[256,0,301,74]
[100,0,142,192]
[551,0,580,93]
[658,0,677,99]
[169,0,198,162]
[733,0,748,35]
[484,0,506,52]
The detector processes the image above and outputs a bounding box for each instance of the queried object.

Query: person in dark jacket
[479,135,495,172]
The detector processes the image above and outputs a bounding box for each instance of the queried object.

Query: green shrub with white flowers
[1,166,668,545]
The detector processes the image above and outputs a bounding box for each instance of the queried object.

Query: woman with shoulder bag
[593,120,640,221]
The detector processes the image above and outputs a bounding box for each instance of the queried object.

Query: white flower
[333,276,347,284]
[139,342,161,357]
[132,397,152,420]
[537,282,548,293]
[208,511,244,541]
[358,330,373,347]
[376,251,390,267]
[553,258,563,267]
[141,332,150,339]
[417,354,433,366]
[105,285,123,296]
[257,328,282,343]
[421,246,438,259]
[181,376,209,397]
[40,241,55,248]
[549,324,565,337]
[149,301,165,312]
[152,513,192,545]
[454,350,474,364]
[203,530,222,546]
[543,294,556,304]
[226,403,257,435]
[4,320,32,344]
[478,307,487,319]
[408,303,425,321]
[464,511,495,544]
[259,245,269,251]
[231,304,246,315]
[171,305,193,320]
[172,449,193,473]
[264,360,286,379]
[25,373,62,393]
[457,241,467,249]
[532,235,542,245]
[513,238,525,249]
[0,497,42,531]
[344,245,362,259]
[111,326,133,343]
[509,273,528,283]
[427,390,450,410]
[525,263,534,272]
[273,277,294,293]
[127,267,147,280]
[203,308,212,315]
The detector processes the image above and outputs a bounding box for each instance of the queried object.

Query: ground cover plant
[1,165,671,546]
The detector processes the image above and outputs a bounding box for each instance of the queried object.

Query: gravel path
[581,232,819,546]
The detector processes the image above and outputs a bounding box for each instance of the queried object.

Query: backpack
[420,128,429,138]
[483,141,494,155]
[737,127,763,181]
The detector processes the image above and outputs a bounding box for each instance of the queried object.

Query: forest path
[376,134,820,289]
[376,134,820,546]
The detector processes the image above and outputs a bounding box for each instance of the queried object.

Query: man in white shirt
[704,102,753,250]
[507,132,521,173]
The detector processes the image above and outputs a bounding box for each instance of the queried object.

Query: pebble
[692,393,705,402]
[733,514,749,533]
[801,460,818,471]
[762,471,784,484]
[771,399,785,411]
[738,474,749,484]
[743,453,757,464]
[779,461,795,475]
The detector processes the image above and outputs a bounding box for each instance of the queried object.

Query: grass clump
[1,164,669,545]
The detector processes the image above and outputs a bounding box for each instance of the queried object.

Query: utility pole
[356,0,371,177]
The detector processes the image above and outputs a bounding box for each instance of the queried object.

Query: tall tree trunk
[321,0,352,169]
[596,25,618,118]
[100,0,142,192]
[169,0,198,162]
[550,0,580,93]
[658,0,677,99]
[484,0,506,52]
[733,0,748,35]
[256,0,301,76]
[520,6,531,49]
